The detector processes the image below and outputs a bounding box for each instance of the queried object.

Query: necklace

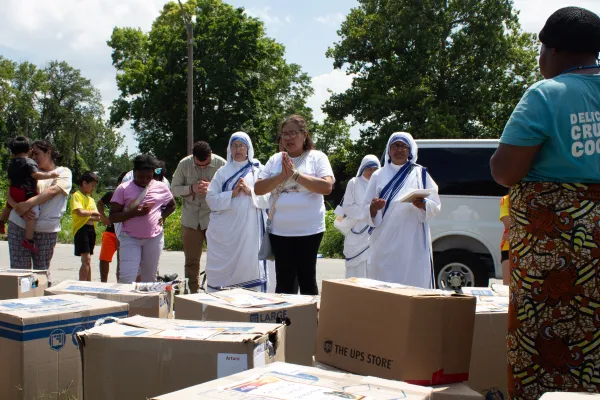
[560,65,600,75]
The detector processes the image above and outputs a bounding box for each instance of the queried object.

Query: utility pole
[178,0,194,155]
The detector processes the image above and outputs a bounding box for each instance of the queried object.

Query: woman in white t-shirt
[8,140,72,282]
[255,115,335,295]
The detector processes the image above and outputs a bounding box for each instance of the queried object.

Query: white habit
[206,132,270,291]
[363,132,441,288]
[337,155,381,278]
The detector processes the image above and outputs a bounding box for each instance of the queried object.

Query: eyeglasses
[231,143,247,149]
[390,142,410,151]
[281,130,304,140]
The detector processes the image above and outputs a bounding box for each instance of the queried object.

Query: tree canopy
[108,0,314,170]
[0,57,130,187]
[324,0,541,153]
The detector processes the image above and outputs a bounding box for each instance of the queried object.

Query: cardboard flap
[82,316,283,342]
[176,289,317,311]
[0,294,128,323]
[0,268,46,277]
[46,280,161,297]
[329,278,473,299]
[152,362,434,399]
[432,383,484,399]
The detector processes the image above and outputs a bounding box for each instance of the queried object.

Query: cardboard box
[176,288,318,366]
[432,384,484,399]
[152,362,483,399]
[540,394,599,399]
[78,315,286,400]
[462,287,509,399]
[46,280,174,318]
[0,294,128,400]
[0,269,48,300]
[316,278,477,385]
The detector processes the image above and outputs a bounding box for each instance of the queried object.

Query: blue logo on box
[71,325,86,348]
[49,329,66,351]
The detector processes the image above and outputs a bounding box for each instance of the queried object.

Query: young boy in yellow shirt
[70,172,101,281]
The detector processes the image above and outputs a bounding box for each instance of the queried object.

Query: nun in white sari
[206,132,270,292]
[363,132,441,288]
[335,155,380,278]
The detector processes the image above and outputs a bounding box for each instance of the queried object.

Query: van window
[418,147,506,197]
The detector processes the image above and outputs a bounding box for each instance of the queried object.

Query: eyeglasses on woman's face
[231,143,247,149]
[390,142,410,151]
[281,130,304,140]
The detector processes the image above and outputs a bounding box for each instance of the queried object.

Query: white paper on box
[20,278,31,293]
[212,292,286,308]
[225,375,350,400]
[156,328,225,340]
[0,297,87,314]
[223,374,417,400]
[343,277,449,294]
[253,343,267,369]
[217,353,248,378]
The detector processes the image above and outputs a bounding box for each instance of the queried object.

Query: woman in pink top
[109,155,176,283]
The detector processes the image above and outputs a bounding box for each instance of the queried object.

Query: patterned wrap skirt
[508,181,600,399]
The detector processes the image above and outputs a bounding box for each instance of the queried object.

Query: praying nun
[205,132,270,292]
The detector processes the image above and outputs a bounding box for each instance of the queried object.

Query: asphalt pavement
[0,241,346,292]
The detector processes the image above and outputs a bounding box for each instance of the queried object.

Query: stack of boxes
[0,268,513,399]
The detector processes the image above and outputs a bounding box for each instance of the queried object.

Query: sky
[1,0,599,152]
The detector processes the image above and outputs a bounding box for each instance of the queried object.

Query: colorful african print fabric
[508,181,600,399]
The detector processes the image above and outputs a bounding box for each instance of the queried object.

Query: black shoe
[157,273,178,282]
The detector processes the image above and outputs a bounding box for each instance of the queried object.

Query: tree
[108,0,314,170]
[324,0,541,152]
[313,117,354,205]
[0,58,127,187]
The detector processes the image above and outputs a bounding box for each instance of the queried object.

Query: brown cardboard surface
[0,294,128,400]
[78,315,286,400]
[46,280,173,318]
[315,278,476,385]
[432,383,484,399]
[175,289,318,366]
[152,362,435,399]
[468,311,508,399]
[461,287,509,399]
[0,269,48,300]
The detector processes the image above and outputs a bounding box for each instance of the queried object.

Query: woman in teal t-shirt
[491,7,600,400]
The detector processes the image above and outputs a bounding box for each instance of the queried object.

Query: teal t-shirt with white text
[500,74,600,183]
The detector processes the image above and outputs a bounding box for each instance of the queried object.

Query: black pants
[270,232,324,295]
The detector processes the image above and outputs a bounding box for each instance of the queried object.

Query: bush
[319,209,344,259]
[58,195,184,250]
[163,206,183,251]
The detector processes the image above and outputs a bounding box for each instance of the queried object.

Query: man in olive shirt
[171,141,226,293]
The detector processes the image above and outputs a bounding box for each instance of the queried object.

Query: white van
[417,139,506,289]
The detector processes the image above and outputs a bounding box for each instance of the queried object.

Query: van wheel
[434,250,489,290]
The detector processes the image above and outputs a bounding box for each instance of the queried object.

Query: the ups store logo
[323,340,333,354]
